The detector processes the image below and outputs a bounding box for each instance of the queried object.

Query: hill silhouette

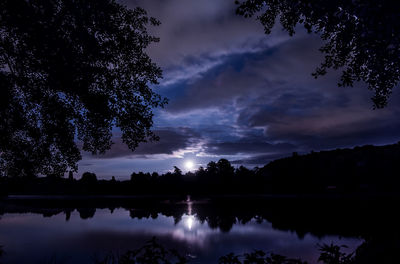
[259,142,400,194]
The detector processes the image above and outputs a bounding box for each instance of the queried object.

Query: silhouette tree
[217,159,235,183]
[235,0,400,108]
[130,172,151,188]
[151,172,160,180]
[77,207,96,219]
[318,244,354,264]
[0,0,166,177]
[173,166,183,176]
[206,161,218,179]
[235,165,252,182]
[68,171,74,181]
[80,172,97,184]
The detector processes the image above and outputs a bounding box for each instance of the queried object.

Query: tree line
[1,142,400,196]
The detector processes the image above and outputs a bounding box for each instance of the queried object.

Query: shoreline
[3,192,400,201]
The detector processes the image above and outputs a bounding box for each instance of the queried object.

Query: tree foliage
[0,0,166,177]
[235,0,400,108]
[219,250,307,264]
[96,237,188,264]
[80,171,97,184]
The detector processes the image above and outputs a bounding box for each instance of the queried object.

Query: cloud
[127,0,287,67]
[161,56,224,87]
[204,140,296,156]
[86,127,202,159]
[163,33,323,113]
[231,153,292,165]
[238,88,400,150]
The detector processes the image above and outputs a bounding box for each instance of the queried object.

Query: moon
[184,160,194,170]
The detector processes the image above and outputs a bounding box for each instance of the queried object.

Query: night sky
[79,0,400,179]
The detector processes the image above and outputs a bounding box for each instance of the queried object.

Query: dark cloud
[238,90,400,151]
[127,0,280,67]
[231,153,292,165]
[164,34,324,113]
[87,128,201,159]
[204,140,296,156]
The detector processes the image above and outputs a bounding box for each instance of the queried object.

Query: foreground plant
[95,237,188,264]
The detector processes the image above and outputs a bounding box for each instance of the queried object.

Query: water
[0,197,366,263]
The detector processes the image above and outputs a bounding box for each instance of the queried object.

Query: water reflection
[1,196,399,263]
[185,214,195,230]
[184,196,197,231]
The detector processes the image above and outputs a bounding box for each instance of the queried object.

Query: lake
[1,195,396,263]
